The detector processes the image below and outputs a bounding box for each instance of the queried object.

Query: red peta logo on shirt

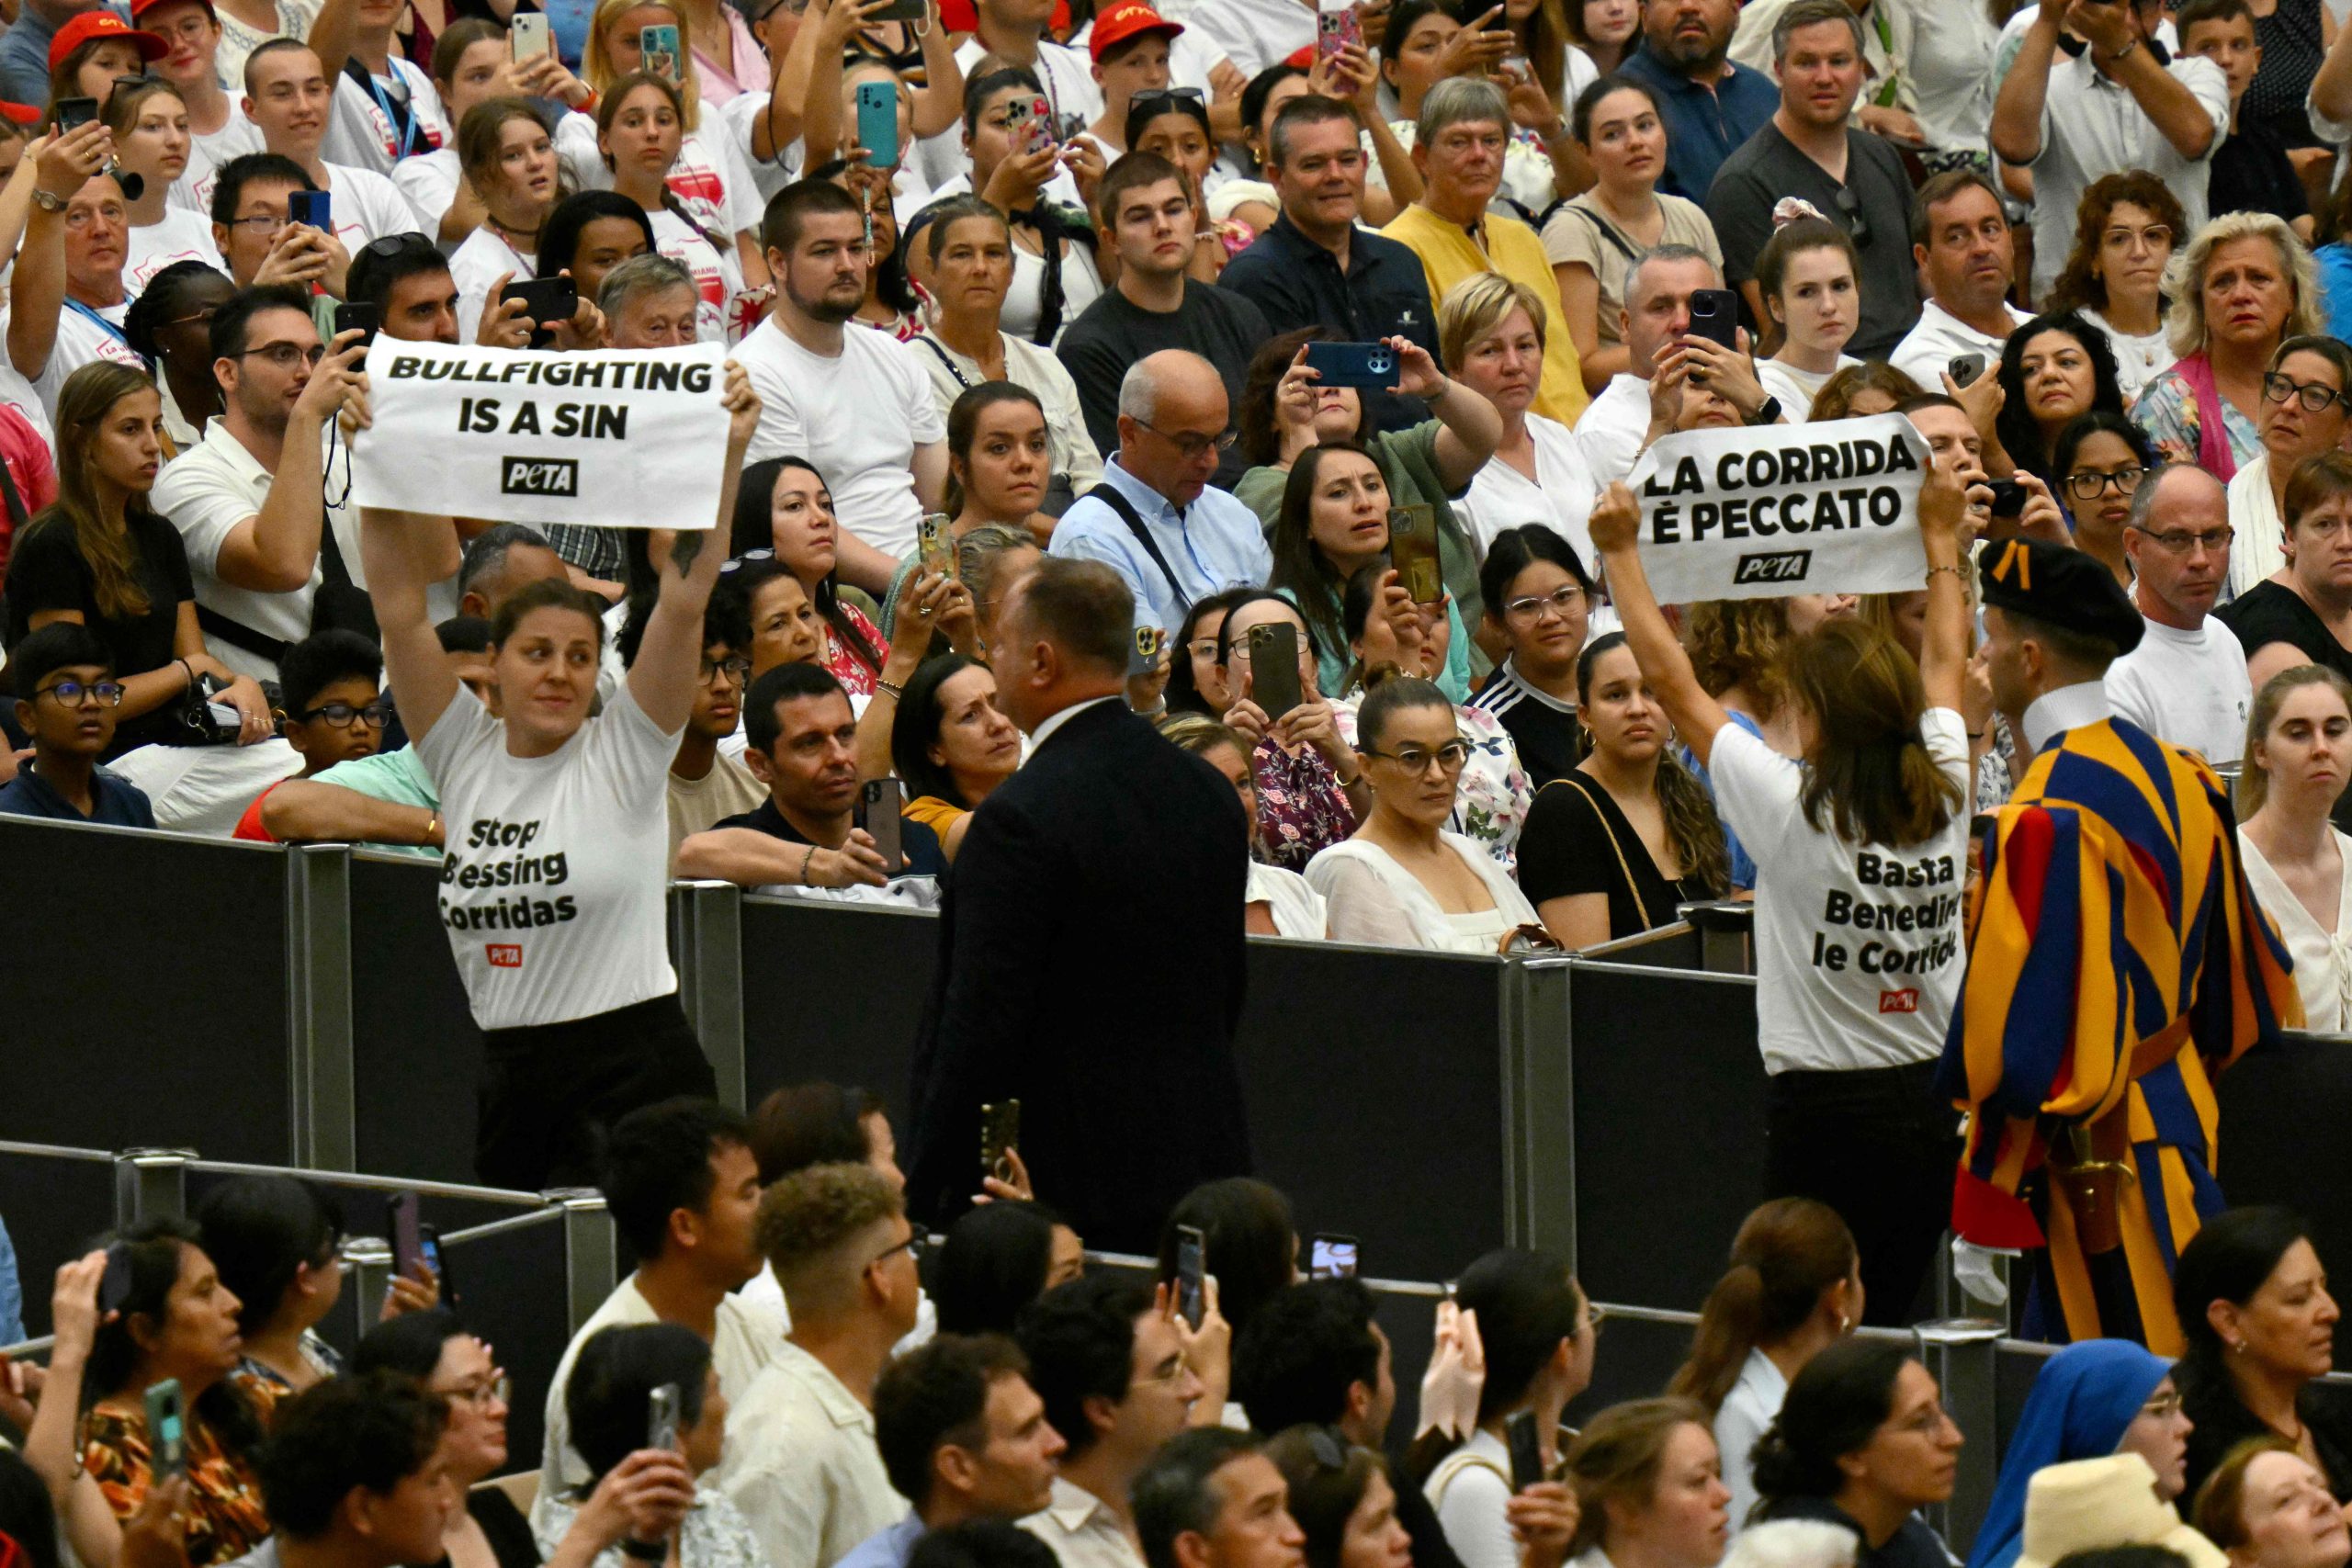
[1878,988,1919,1014]
[486,944,524,968]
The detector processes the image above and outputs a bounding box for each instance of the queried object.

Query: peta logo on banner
[1733,549,1813,585]
[486,944,523,968]
[1879,988,1919,1014]
[502,457,579,498]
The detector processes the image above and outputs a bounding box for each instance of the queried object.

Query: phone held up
[1388,503,1442,604]
[916,513,956,581]
[146,1379,188,1484]
[854,78,900,168]
[979,1099,1021,1182]
[857,778,905,876]
[1316,1,1363,62]
[1505,1409,1545,1491]
[510,11,551,59]
[1307,1234,1359,1280]
[649,1382,682,1453]
[1246,621,1303,724]
[1175,1224,1206,1328]
[288,189,332,232]
[1127,625,1163,679]
[1300,340,1398,389]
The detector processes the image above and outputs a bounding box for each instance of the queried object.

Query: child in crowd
[0,620,155,826]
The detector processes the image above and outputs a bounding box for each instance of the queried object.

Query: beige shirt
[669,754,768,870]
[1019,1477,1149,1568]
[718,1342,909,1568]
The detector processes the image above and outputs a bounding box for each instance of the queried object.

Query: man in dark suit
[907,558,1253,1251]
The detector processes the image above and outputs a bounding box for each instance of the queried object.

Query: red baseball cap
[49,11,168,72]
[1090,0,1182,61]
[0,100,37,123]
[130,0,220,28]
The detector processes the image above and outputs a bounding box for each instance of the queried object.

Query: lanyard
[1867,4,1901,108]
[64,299,146,369]
[365,65,424,159]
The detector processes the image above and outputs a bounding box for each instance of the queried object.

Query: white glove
[1952,1237,2019,1309]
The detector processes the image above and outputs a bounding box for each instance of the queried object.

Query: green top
[310,746,440,860]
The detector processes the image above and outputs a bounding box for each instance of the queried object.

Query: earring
[1836,1313,1851,1333]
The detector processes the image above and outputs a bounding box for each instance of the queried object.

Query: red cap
[130,0,220,28]
[48,11,168,72]
[1090,0,1182,60]
[1282,41,1315,67]
[0,100,37,123]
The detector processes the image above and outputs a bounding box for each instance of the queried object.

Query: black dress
[1517,773,1714,941]
[431,1487,543,1568]
[3,509,197,755]
[2216,581,2352,831]
[2177,1356,2352,1505]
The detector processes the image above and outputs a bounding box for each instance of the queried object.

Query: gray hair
[1118,358,1161,425]
[1771,0,1865,63]
[596,252,696,319]
[1622,243,1722,314]
[1416,75,1510,146]
[956,523,1038,611]
[458,523,554,597]
[2127,460,2226,533]
[1722,1522,1860,1568]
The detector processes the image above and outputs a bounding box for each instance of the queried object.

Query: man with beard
[1617,0,1777,200]
[736,180,948,595]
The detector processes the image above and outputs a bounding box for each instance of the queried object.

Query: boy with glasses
[0,620,158,824]
[231,626,383,839]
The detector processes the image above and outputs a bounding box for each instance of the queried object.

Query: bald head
[1115,350,1231,508]
[2125,463,2232,628]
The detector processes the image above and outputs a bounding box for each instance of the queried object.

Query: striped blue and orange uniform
[1935,713,2301,1355]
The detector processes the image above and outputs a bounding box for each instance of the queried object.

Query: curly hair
[1681,599,1799,715]
[756,1160,903,1286]
[1806,361,1923,422]
[2046,171,2188,317]
[1577,631,1729,897]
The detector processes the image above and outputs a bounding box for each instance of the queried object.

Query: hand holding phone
[390,1191,424,1280]
[1301,340,1400,389]
[1308,1234,1359,1280]
[649,1382,682,1452]
[1505,1409,1544,1491]
[511,10,552,58]
[916,513,956,580]
[145,1381,188,1484]
[1175,1224,1206,1329]
[1387,504,1442,604]
[1245,621,1304,723]
[855,78,900,167]
[979,1100,1020,1182]
[1947,352,1987,388]
[1316,2,1363,62]
[856,778,905,875]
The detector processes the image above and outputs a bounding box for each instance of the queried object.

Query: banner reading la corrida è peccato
[352,336,731,530]
[1628,412,1932,602]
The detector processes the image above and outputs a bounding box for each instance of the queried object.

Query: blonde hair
[1564,1399,1714,1556]
[1438,271,1549,374]
[755,1161,903,1315]
[2239,663,2352,817]
[2163,211,2321,360]
[1682,599,1798,714]
[584,0,701,130]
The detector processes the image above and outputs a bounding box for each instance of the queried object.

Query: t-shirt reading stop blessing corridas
[414,683,683,1031]
[1707,706,1973,1076]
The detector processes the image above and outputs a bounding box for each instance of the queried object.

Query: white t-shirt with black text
[414,682,684,1031]
[1708,706,1973,1075]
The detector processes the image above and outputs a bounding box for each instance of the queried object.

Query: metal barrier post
[1506,956,1577,1266]
[1681,902,1755,975]
[113,1148,192,1227]
[553,1190,617,1335]
[1914,1316,2004,1554]
[286,843,357,1170]
[669,881,746,1111]
[343,1235,393,1345]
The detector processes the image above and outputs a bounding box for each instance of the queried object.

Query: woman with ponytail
[1667,1201,1860,1530]
[3,361,268,753]
[1748,1340,1961,1567]
[596,72,747,344]
[1583,452,1971,1331]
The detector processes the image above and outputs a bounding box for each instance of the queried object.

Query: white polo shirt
[1889,298,2032,393]
[2028,50,2230,297]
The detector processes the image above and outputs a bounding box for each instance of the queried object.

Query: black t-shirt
[2210,119,2309,227]
[714,796,950,879]
[1055,281,1272,490]
[427,1488,540,1568]
[1517,773,1714,938]
[2218,581,2352,682]
[1467,661,1584,788]
[4,508,197,752]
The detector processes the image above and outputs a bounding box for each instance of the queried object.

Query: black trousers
[1766,1059,1962,1327]
[477,992,717,1192]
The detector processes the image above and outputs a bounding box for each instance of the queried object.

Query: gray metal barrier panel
[2217,1031,2352,1369]
[738,896,940,1126]
[0,1145,119,1347]
[349,852,487,1184]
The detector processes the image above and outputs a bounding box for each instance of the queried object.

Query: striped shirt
[1467,659,1582,789]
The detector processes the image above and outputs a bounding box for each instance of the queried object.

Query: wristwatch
[1744,395,1783,427]
[30,188,65,213]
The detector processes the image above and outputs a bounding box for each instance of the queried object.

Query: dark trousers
[477,992,717,1192]
[1766,1059,1962,1326]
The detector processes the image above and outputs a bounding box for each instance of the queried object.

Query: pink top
[692,9,770,102]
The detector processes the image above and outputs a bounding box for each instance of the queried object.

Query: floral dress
[1331,696,1532,870]
[81,1379,278,1567]
[821,603,889,698]
[1252,735,1357,874]
[2133,363,2260,476]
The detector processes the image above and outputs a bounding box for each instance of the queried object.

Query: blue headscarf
[1966,1341,2174,1568]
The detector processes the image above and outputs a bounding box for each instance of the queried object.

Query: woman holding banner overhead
[1585,439,1973,1326]
[357,357,762,1194]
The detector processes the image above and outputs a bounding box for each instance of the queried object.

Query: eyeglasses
[229,342,327,368]
[2129,524,2234,556]
[698,656,752,683]
[867,1222,929,1269]
[1361,739,1472,773]
[2262,372,2349,414]
[1505,585,1586,621]
[1834,184,1871,249]
[1887,1402,1959,1438]
[2104,223,2172,254]
[1137,421,1238,459]
[111,72,160,92]
[38,679,125,707]
[1185,637,1219,660]
[222,213,288,232]
[2063,466,2144,501]
[2139,1389,2184,1419]
[362,233,439,262]
[441,1372,512,1408]
[296,700,391,728]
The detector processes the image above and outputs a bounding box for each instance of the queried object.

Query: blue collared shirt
[1048,457,1273,634]
[1617,45,1780,203]
[0,763,156,827]
[832,1513,925,1568]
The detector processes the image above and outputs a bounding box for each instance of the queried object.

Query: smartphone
[1009,95,1054,157]
[870,0,926,18]
[1308,1233,1359,1280]
[1315,1,1362,62]
[648,1382,681,1452]
[418,1224,455,1305]
[1388,503,1442,604]
[1947,352,1987,388]
[1686,287,1740,354]
[979,1099,1020,1181]
[915,512,956,581]
[1986,478,2029,515]
[1301,340,1399,389]
[288,188,331,231]
[639,23,680,82]
[503,274,577,326]
[99,1243,135,1316]
[1247,620,1303,722]
[857,777,905,874]
[510,10,551,58]
[389,1191,424,1281]
[333,300,380,345]
[1127,624,1162,678]
[1505,1409,1544,1491]
[854,77,899,166]
[145,1380,187,1483]
[52,96,96,130]
[1175,1224,1206,1329]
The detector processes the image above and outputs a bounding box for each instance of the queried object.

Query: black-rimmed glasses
[296,700,391,728]
[2262,372,2349,414]
[39,679,124,707]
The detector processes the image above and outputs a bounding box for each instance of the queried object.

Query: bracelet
[1926,562,1965,582]
[876,678,904,700]
[800,842,818,885]
[423,811,441,846]
[177,657,197,690]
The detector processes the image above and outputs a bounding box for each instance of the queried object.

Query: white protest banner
[353,336,730,529]
[1627,412,1931,601]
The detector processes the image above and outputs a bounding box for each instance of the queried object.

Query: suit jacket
[907,697,1253,1251]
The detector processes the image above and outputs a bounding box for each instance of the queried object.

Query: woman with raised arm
[1585,450,1973,1327]
[359,360,759,1195]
